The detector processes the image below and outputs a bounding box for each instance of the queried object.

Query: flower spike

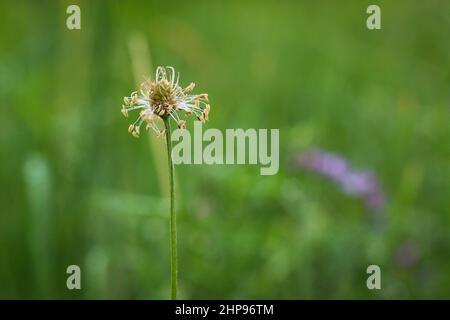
[121,66,210,138]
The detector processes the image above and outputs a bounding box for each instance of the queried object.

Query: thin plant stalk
[121,66,210,299]
[164,117,177,299]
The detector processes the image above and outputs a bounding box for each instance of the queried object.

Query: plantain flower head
[121,66,210,138]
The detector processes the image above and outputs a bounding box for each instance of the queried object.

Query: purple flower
[293,149,386,211]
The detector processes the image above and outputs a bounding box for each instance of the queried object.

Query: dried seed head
[120,66,211,138]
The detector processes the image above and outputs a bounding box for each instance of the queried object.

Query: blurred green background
[0,0,449,299]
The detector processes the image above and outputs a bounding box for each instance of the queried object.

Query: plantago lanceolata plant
[121,66,210,299]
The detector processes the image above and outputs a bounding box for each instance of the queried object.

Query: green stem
[164,117,177,300]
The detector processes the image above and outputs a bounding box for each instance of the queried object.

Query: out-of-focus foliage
[0,0,448,299]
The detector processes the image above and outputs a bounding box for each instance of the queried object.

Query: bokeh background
[0,0,449,299]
